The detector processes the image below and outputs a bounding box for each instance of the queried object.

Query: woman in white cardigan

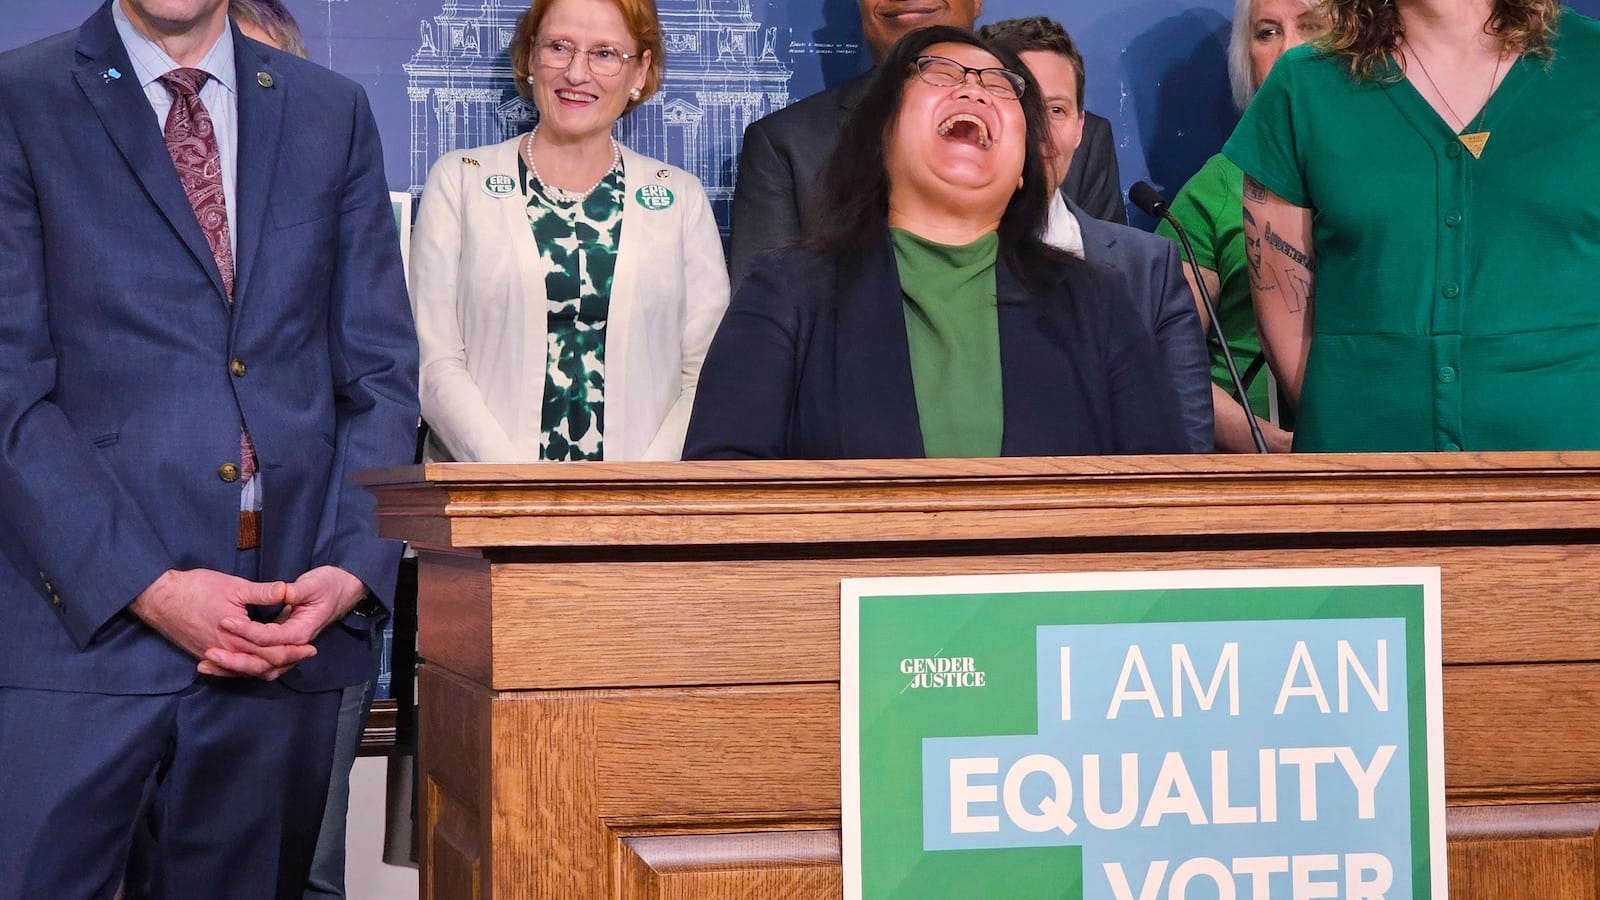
[410,0,728,462]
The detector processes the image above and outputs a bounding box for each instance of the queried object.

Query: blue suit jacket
[683,233,1188,460]
[0,4,420,695]
[1070,196,1215,452]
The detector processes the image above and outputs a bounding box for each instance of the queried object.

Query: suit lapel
[74,4,230,305]
[833,232,925,459]
[231,28,283,307]
[1064,192,1117,265]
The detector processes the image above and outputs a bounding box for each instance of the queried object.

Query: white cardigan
[409,137,730,462]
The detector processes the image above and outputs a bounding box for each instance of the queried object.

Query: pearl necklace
[521,127,621,204]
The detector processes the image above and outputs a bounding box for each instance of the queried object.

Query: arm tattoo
[1263,223,1313,271]
[1243,174,1267,203]
[1286,273,1313,313]
[1241,206,1275,293]
[1241,193,1313,312]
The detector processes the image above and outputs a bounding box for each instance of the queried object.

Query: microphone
[1130,181,1268,453]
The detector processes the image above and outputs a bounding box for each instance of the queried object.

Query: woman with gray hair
[1155,0,1323,451]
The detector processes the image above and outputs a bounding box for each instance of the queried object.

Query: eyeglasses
[911,55,1027,100]
[536,38,640,77]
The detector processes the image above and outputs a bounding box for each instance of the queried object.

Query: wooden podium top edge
[359,451,1600,488]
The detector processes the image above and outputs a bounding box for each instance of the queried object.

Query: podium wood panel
[367,454,1600,899]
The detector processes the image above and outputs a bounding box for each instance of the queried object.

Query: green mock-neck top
[890,227,1004,458]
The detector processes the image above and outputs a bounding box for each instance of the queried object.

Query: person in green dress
[1155,0,1323,452]
[684,27,1187,460]
[1225,0,1600,451]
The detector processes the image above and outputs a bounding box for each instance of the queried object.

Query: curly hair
[1320,0,1559,81]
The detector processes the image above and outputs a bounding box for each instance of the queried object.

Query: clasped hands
[128,565,366,681]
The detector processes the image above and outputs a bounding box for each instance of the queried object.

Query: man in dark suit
[729,0,1127,286]
[984,15,1214,452]
[0,1,418,896]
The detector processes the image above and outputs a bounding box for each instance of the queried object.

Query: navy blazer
[0,5,419,694]
[729,73,1127,287]
[684,233,1188,460]
[1070,196,1215,451]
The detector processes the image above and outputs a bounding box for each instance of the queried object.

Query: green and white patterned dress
[518,153,625,461]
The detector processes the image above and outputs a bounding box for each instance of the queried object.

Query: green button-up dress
[1224,11,1600,451]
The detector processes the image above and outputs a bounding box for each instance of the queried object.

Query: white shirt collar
[112,1,237,97]
[1043,190,1086,259]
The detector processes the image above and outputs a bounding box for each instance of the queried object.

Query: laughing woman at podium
[410,0,728,463]
[683,27,1188,461]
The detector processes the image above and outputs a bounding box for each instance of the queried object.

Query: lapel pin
[257,71,274,88]
[102,67,122,83]
[656,168,670,180]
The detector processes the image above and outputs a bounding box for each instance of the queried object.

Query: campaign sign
[841,568,1445,900]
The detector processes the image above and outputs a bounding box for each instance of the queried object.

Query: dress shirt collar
[1043,189,1087,259]
[112,1,237,97]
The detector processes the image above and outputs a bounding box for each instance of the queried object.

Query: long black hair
[805,25,1073,293]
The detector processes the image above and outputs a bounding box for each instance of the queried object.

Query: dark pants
[0,676,340,900]
[0,548,342,900]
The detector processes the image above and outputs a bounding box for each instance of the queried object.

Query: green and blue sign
[842,568,1446,899]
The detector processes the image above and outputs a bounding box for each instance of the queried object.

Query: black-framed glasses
[911,55,1027,100]
[536,38,640,77]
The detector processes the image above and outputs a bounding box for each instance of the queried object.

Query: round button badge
[635,184,675,210]
[483,174,517,198]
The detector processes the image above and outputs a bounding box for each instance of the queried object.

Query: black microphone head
[1128,181,1169,219]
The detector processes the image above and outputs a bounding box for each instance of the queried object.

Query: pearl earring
[525,74,535,85]
[629,87,642,101]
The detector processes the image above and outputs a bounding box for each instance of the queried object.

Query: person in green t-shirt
[1225,0,1600,452]
[1156,0,1323,452]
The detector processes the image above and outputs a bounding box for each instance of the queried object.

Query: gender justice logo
[842,569,1445,900]
[901,655,988,689]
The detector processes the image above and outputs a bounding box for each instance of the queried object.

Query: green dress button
[1445,210,1462,227]
[1438,366,1457,384]
[1441,283,1460,299]
[1442,442,1461,451]
[1446,142,1462,159]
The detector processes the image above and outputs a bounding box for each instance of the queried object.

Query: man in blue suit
[0,1,419,897]
[984,16,1214,452]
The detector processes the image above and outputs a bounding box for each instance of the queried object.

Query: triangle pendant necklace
[1406,44,1506,161]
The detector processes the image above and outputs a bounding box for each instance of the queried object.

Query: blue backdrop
[13,1,1595,230]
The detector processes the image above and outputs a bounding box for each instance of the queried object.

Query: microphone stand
[1131,182,1269,454]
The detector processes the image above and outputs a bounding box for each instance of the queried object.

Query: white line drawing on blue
[404,0,801,234]
[314,0,349,70]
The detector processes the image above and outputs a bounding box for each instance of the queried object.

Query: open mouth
[937,113,992,149]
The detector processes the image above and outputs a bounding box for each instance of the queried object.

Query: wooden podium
[365,453,1600,899]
